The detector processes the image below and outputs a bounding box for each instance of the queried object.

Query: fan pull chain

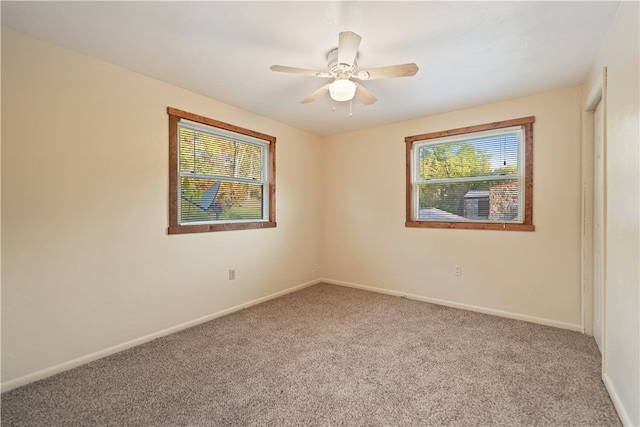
[332,98,336,112]
[349,99,353,117]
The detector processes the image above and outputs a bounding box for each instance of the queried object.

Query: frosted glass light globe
[329,79,357,102]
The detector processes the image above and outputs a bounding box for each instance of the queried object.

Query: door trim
[581,67,607,373]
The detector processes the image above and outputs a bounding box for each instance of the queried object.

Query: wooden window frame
[168,107,276,234]
[405,116,535,231]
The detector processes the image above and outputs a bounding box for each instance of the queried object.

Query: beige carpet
[1,283,621,426]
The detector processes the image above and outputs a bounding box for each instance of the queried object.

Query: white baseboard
[322,278,582,332]
[603,372,635,427]
[1,279,321,393]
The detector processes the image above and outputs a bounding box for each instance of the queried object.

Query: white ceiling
[2,1,620,136]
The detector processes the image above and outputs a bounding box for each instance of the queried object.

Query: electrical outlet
[229,269,236,280]
[454,265,462,277]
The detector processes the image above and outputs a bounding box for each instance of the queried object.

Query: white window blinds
[177,120,269,225]
[413,126,524,223]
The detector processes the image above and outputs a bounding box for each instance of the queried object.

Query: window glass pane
[180,177,264,224]
[179,127,263,180]
[418,179,521,222]
[418,133,519,181]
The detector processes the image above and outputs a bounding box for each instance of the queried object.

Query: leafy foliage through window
[406,117,534,231]
[168,108,276,234]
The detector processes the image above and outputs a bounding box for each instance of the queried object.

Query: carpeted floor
[1,283,621,426]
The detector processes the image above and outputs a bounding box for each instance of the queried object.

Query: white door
[593,100,604,353]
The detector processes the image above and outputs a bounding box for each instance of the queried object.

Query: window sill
[405,221,535,231]
[169,221,277,234]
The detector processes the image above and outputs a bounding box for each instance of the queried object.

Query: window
[406,117,534,231]
[168,107,276,234]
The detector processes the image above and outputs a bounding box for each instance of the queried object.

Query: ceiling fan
[270,31,419,106]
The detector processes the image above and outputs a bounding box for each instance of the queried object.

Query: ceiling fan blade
[270,65,332,78]
[353,82,377,105]
[300,83,331,104]
[355,63,419,80]
[338,31,361,67]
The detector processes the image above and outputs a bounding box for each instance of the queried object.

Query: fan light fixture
[329,79,356,102]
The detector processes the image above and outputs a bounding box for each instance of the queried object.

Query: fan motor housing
[327,48,357,77]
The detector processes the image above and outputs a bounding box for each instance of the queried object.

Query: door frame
[581,67,607,372]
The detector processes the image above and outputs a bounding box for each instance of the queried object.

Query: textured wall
[322,87,584,329]
[1,28,322,385]
[584,2,640,425]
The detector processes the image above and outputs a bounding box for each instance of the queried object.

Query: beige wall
[1,28,322,386]
[584,2,639,425]
[322,87,584,330]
